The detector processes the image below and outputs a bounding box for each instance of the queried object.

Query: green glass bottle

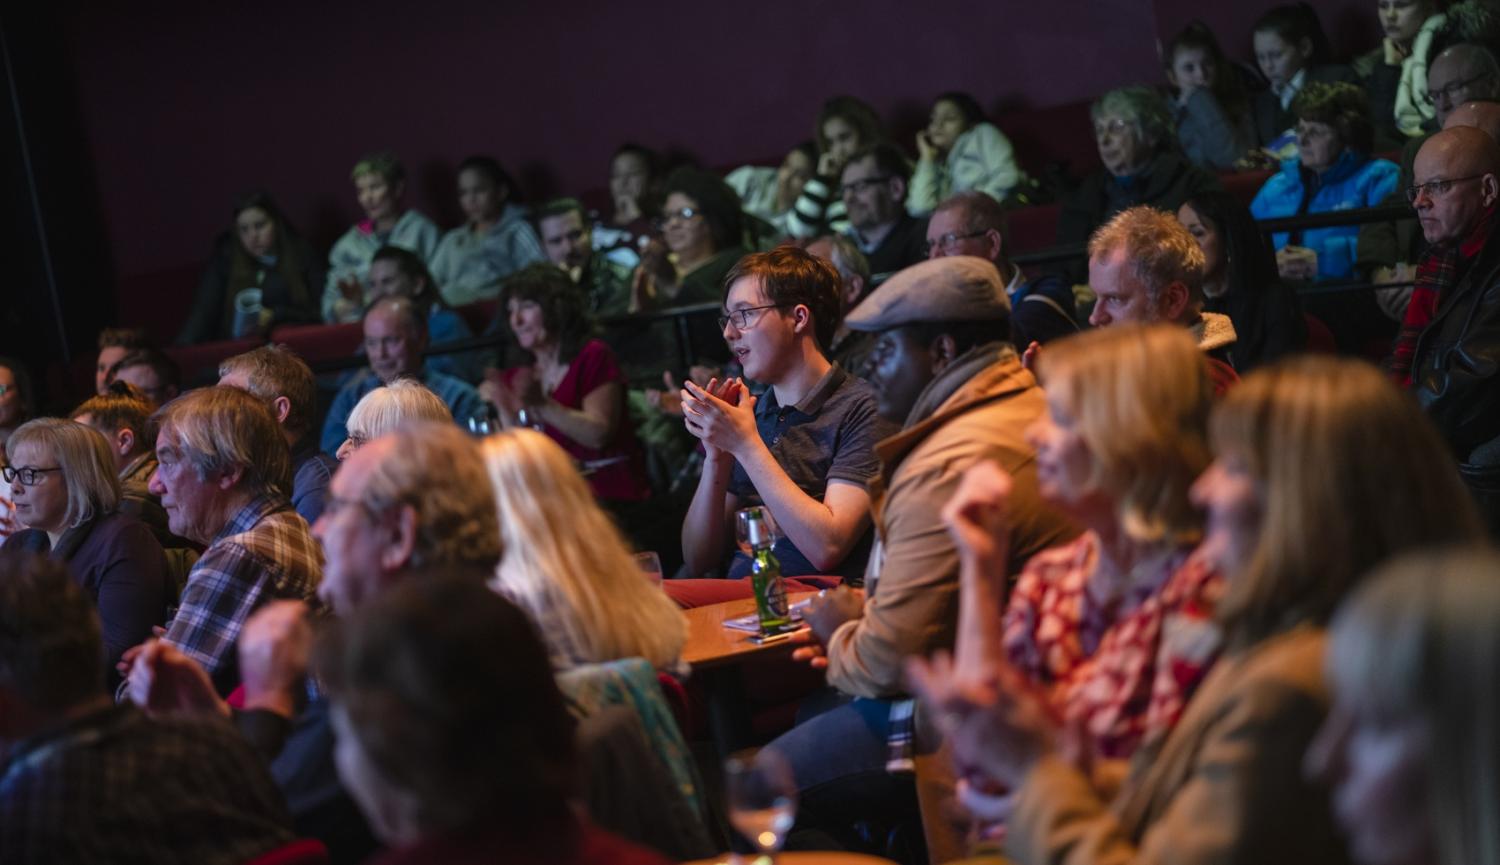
[746,508,791,632]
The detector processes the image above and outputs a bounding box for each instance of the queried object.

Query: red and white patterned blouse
[1002,531,1224,761]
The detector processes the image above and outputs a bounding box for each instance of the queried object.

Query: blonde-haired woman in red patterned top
[935,324,1226,835]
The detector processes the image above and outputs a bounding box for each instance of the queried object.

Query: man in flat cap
[767,256,1078,856]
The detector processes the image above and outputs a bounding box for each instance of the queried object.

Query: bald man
[1401,126,1500,532]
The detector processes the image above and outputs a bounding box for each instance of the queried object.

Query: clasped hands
[479,368,545,422]
[680,376,759,458]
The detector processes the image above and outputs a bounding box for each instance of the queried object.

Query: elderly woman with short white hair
[1,417,168,686]
[336,378,453,461]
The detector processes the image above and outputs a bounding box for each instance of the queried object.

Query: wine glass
[725,749,797,862]
[734,506,779,556]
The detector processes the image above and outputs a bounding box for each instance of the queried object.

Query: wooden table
[682,592,815,755]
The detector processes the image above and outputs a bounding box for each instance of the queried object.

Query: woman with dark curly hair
[176,191,324,344]
[630,166,749,310]
[482,263,651,504]
[1251,81,1401,281]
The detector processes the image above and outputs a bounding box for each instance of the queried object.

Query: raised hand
[680,377,754,460]
[126,639,230,719]
[238,600,314,719]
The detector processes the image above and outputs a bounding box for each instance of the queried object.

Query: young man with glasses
[839,143,929,286]
[679,247,897,582]
[1396,126,1500,533]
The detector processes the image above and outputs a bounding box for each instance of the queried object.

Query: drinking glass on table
[725,748,797,863]
[735,506,779,555]
[634,551,663,586]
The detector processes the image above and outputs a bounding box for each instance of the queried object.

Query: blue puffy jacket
[1249,151,1400,280]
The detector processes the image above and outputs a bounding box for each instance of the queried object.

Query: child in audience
[593,142,660,271]
[482,428,685,671]
[1164,21,1256,169]
[428,155,546,307]
[1251,5,1359,154]
[1307,547,1500,865]
[911,355,1483,864]
[1354,0,1446,145]
[787,96,886,239]
[323,151,440,324]
[909,91,1024,214]
[177,192,323,344]
[725,141,817,241]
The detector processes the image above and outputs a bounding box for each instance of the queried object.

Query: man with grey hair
[127,422,499,862]
[128,386,321,696]
[807,233,875,376]
[1085,206,1239,392]
[1057,86,1222,268]
[218,344,338,524]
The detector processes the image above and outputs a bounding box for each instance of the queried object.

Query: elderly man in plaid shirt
[124,386,322,696]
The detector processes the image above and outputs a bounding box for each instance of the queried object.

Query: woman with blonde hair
[480,428,684,672]
[913,354,1482,864]
[1306,547,1500,865]
[1,418,168,687]
[336,378,453,460]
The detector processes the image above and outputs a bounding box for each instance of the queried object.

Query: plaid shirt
[1003,532,1225,759]
[0,703,294,864]
[164,493,322,695]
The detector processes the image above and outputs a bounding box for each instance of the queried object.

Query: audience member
[536,197,633,318]
[769,257,1077,856]
[1057,86,1222,266]
[324,151,440,323]
[1354,0,1447,145]
[788,96,886,239]
[1164,21,1257,169]
[0,355,34,455]
[841,142,930,285]
[726,141,818,238]
[128,386,321,695]
[594,142,659,270]
[335,378,453,461]
[177,191,323,344]
[72,383,165,534]
[481,428,686,671]
[1251,5,1359,151]
[631,166,749,311]
[1,419,168,688]
[320,296,485,455]
[1179,191,1308,370]
[1085,206,1239,391]
[1306,548,1500,865]
[93,327,148,396]
[316,575,671,865]
[106,347,180,409]
[680,248,896,582]
[1399,125,1500,532]
[909,91,1024,214]
[926,191,1079,349]
[910,354,1483,865]
[0,555,296,865]
[366,245,483,383]
[1251,82,1400,281]
[218,344,340,524]
[806,233,877,376]
[484,263,652,507]
[128,423,501,864]
[429,155,546,306]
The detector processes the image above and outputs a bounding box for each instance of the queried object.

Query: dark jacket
[177,232,324,345]
[857,214,931,286]
[2,512,168,687]
[1250,65,1360,146]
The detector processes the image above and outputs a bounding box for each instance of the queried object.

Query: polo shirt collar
[758,364,848,418]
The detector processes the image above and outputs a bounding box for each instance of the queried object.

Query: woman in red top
[482,263,651,505]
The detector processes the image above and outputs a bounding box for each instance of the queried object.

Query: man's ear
[215,463,247,490]
[844,276,867,311]
[984,228,1004,263]
[1159,281,1191,323]
[1483,173,1500,208]
[891,176,908,204]
[929,333,959,374]
[380,504,420,572]
[791,303,813,335]
[271,396,292,426]
[116,428,135,457]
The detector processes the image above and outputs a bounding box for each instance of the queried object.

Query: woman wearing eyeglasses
[630,166,750,313]
[1250,81,1400,282]
[1,418,168,689]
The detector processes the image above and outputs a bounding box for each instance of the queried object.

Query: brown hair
[153,386,290,498]
[1292,81,1374,156]
[1088,205,1207,312]
[219,344,318,440]
[723,246,842,353]
[0,555,104,711]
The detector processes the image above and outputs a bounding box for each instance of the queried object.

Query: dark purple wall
[59,0,1375,323]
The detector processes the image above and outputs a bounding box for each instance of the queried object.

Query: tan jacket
[824,348,1079,699]
[1006,626,1350,865]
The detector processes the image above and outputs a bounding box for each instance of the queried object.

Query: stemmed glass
[725,749,797,863]
[734,506,780,556]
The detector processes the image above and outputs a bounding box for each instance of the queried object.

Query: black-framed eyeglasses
[655,207,701,230]
[926,231,989,254]
[1424,73,1490,105]
[1406,175,1486,204]
[2,465,61,486]
[839,176,893,197]
[718,304,789,331]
